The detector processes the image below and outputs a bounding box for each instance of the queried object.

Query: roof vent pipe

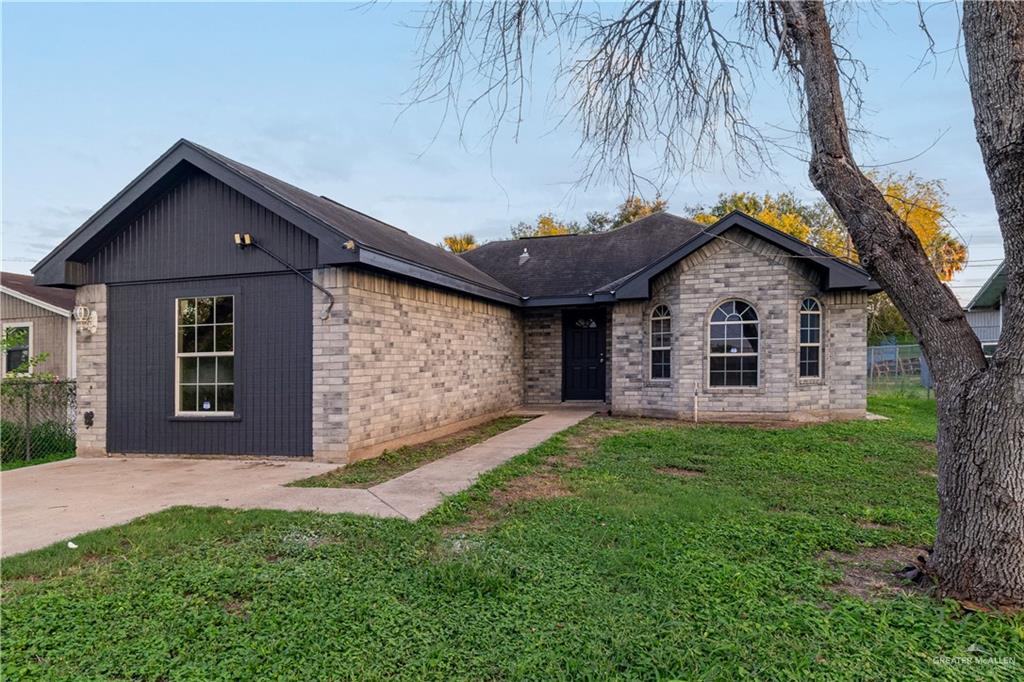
[519,248,530,265]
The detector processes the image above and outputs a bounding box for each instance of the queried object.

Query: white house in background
[964,261,1006,355]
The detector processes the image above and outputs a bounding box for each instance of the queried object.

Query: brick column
[311,267,349,463]
[75,284,107,457]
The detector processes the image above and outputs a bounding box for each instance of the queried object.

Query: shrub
[1,419,74,462]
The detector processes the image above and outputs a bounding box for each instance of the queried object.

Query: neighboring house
[964,261,1006,354]
[1,272,76,377]
[34,139,879,463]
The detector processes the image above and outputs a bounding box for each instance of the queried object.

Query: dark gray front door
[562,310,606,401]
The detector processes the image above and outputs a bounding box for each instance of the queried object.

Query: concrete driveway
[0,457,394,557]
[1,409,594,557]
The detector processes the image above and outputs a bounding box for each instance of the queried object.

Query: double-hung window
[650,305,671,380]
[709,300,759,387]
[799,298,822,378]
[176,296,234,415]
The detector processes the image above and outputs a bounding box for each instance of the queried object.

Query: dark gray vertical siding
[107,273,312,456]
[82,171,319,283]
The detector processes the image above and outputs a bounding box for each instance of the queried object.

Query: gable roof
[190,143,517,297]
[966,260,1006,309]
[1,272,75,315]
[462,211,879,305]
[32,139,878,307]
[462,213,706,300]
[32,139,519,305]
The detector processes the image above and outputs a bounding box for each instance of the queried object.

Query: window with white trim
[799,298,822,378]
[3,324,31,374]
[650,305,671,379]
[176,296,234,414]
[709,300,759,387]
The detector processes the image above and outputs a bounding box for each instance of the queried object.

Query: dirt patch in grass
[545,453,583,470]
[918,469,938,478]
[656,465,704,478]
[819,545,931,600]
[222,598,250,619]
[491,471,571,506]
[444,470,572,537]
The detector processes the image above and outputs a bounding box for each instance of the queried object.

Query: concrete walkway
[1,408,592,556]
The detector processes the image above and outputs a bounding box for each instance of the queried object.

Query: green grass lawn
[290,415,534,488]
[3,397,1022,680]
[0,451,74,471]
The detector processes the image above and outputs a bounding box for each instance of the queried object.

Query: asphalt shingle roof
[189,142,518,297]
[460,213,707,298]
[2,272,76,311]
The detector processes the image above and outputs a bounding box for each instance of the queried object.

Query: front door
[562,309,607,401]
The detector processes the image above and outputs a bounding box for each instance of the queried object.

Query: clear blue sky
[1,1,1004,301]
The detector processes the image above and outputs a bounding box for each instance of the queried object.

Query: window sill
[168,414,241,422]
[703,386,764,394]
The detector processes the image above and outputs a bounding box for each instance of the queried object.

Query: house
[964,260,1006,355]
[33,139,879,463]
[1,272,76,377]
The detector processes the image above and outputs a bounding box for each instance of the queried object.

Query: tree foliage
[690,172,967,282]
[512,195,667,238]
[510,213,581,239]
[439,233,479,253]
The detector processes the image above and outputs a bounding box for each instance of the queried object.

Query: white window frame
[650,304,672,381]
[707,300,760,388]
[799,298,823,379]
[3,321,33,375]
[174,296,235,417]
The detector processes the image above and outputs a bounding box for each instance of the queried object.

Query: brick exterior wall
[311,267,350,463]
[75,284,107,456]
[610,229,868,421]
[312,267,524,462]
[523,310,562,403]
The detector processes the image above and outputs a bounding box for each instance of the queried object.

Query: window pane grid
[799,298,822,378]
[709,301,758,387]
[176,296,234,413]
[650,305,671,380]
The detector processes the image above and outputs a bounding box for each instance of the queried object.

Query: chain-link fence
[867,344,929,396]
[1,379,76,465]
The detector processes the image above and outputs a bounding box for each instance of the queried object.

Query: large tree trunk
[777,1,1024,605]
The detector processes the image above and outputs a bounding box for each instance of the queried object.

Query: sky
[1,1,1005,302]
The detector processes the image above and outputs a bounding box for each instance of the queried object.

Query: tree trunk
[777,1,1024,605]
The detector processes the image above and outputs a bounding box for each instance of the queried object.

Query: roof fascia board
[33,141,191,277]
[171,146,356,265]
[356,248,522,307]
[966,261,1006,310]
[521,293,616,308]
[613,212,879,299]
[613,230,719,299]
[0,286,72,316]
[32,142,356,286]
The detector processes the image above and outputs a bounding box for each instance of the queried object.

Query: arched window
[799,298,822,377]
[650,305,671,379]
[709,300,759,387]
